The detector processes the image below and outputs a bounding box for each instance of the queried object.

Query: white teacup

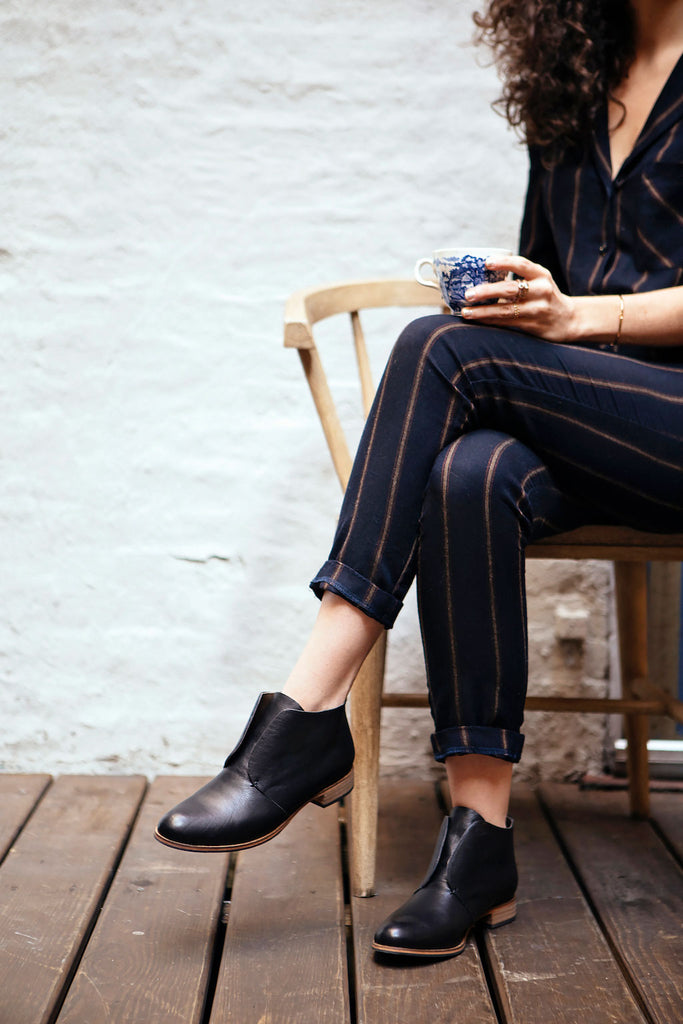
[415,246,513,313]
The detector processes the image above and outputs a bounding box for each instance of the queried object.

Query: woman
[156,0,683,960]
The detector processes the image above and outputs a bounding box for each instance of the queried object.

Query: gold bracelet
[614,294,624,346]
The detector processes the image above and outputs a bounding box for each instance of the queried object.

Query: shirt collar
[592,51,683,190]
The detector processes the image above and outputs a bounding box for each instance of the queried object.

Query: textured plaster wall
[2,0,612,780]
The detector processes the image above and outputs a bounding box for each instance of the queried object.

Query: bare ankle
[282,592,383,713]
[445,753,513,828]
[282,683,348,713]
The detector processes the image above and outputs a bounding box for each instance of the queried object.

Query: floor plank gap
[198,855,233,1024]
[474,926,509,1024]
[649,815,683,870]
[536,785,661,1024]
[339,802,358,1024]
[54,776,228,1024]
[0,774,54,866]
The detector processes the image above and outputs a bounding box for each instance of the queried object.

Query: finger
[484,253,544,278]
[461,300,529,326]
[465,279,531,306]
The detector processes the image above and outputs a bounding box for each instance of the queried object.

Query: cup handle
[414,257,440,289]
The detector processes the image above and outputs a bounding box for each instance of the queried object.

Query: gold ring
[513,303,520,319]
[515,278,530,302]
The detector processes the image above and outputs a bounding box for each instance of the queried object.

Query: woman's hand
[460,256,683,347]
[460,255,579,342]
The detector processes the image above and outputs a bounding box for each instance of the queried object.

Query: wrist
[568,295,624,345]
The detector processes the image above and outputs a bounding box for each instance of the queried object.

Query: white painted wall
[1,0,611,780]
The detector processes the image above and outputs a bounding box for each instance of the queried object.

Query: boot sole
[372,896,517,959]
[153,769,354,853]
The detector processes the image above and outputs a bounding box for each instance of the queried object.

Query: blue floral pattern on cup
[433,254,507,313]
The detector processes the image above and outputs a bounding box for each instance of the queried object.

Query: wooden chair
[284,278,683,896]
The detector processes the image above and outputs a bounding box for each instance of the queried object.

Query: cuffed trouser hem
[310,559,402,629]
[431,725,525,764]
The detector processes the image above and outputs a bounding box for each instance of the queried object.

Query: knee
[390,315,515,385]
[425,430,538,517]
[390,313,457,367]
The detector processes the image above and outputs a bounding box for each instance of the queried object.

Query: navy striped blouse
[519,54,683,311]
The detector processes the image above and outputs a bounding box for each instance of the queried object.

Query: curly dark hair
[473,0,637,161]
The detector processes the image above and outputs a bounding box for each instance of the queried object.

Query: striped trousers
[311,315,683,763]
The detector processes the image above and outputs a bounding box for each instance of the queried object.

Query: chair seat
[528,525,683,560]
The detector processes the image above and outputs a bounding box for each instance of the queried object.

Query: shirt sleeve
[518,147,567,290]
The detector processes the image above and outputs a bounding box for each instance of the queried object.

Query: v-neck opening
[607,50,683,181]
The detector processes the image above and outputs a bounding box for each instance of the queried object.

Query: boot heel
[484,896,517,929]
[312,770,354,807]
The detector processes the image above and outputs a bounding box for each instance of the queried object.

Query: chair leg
[349,632,386,897]
[613,561,650,818]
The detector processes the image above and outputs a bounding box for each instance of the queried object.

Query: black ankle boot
[155,692,354,852]
[372,805,517,958]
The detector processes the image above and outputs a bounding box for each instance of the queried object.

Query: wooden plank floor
[0,775,681,1024]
